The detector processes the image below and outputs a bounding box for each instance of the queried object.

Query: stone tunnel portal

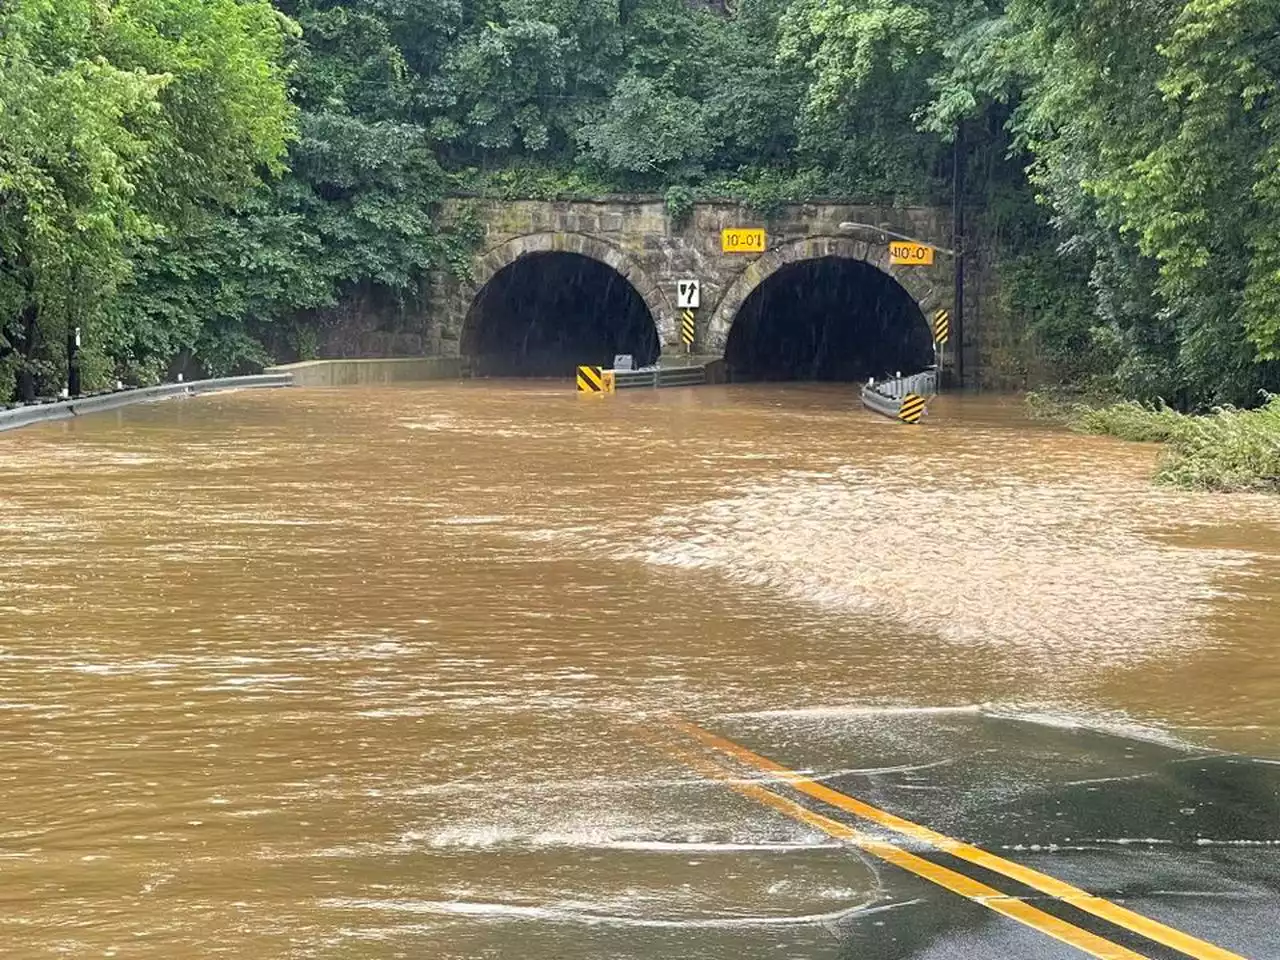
[724,257,934,382]
[461,252,661,377]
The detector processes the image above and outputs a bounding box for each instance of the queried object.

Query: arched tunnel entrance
[462,253,661,377]
[724,257,933,381]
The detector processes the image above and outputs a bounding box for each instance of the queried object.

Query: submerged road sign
[933,308,951,345]
[676,279,700,309]
[681,309,696,346]
[898,393,926,424]
[722,228,766,253]
[576,365,613,394]
[889,241,935,266]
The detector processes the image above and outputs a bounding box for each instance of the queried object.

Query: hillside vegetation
[3,0,1280,405]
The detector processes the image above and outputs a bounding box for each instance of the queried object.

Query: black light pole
[67,325,81,398]
[67,266,83,398]
[953,123,965,389]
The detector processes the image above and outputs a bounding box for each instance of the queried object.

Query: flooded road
[2,383,1279,958]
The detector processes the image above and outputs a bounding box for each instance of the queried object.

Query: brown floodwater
[1,383,1278,958]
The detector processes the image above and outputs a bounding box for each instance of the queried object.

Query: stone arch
[456,232,675,348]
[704,235,948,355]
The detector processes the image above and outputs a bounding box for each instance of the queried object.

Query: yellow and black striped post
[898,393,927,424]
[933,308,951,345]
[576,365,606,393]
[681,309,696,348]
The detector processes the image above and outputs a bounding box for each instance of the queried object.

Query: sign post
[677,279,700,355]
[67,326,82,398]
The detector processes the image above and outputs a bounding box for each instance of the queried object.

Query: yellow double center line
[671,721,1246,960]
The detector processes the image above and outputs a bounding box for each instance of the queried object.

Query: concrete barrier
[266,357,465,387]
[0,374,293,434]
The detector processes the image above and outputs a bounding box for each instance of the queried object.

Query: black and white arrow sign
[676,279,700,309]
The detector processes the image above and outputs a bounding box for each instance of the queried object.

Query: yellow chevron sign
[576,365,613,394]
[898,393,927,424]
[933,308,951,345]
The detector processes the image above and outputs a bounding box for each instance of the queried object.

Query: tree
[989,0,1280,405]
[7,0,1279,404]
[0,1,163,399]
[0,0,295,400]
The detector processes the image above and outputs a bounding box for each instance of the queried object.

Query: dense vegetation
[1028,393,1280,491]
[3,0,1280,407]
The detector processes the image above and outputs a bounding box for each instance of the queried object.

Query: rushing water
[1,383,1278,958]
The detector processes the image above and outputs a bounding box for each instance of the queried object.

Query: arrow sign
[677,279,700,309]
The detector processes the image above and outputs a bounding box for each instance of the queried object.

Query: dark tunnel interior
[462,252,661,377]
[725,257,934,381]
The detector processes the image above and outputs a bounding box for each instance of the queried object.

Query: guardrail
[868,368,938,400]
[0,373,293,434]
[860,367,938,422]
[613,365,708,389]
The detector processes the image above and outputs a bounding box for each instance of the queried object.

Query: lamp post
[66,265,84,399]
[66,326,81,399]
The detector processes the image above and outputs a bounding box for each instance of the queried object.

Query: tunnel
[724,257,934,381]
[461,252,661,377]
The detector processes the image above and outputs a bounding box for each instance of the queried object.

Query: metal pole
[67,265,83,399]
[953,123,966,389]
[67,326,81,398]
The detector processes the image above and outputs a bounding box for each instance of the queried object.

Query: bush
[1056,395,1280,492]
[664,185,695,226]
[1024,387,1117,421]
[1157,397,1280,492]
[1074,400,1187,443]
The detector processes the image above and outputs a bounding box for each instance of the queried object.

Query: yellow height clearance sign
[722,228,766,254]
[889,241,935,266]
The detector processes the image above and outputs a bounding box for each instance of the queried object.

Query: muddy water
[1,383,1278,958]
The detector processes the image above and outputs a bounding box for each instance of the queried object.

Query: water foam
[722,702,1199,751]
[618,466,1255,667]
[321,896,874,929]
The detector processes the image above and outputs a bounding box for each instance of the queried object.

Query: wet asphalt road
[692,711,1280,958]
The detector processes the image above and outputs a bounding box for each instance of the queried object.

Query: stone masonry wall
[429,198,979,377]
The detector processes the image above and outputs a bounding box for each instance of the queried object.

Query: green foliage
[455,163,620,200]
[997,251,1116,388]
[1158,396,1280,491]
[1024,389,1078,421]
[4,0,1280,409]
[577,74,711,176]
[776,0,961,200]
[702,167,832,218]
[110,111,454,378]
[983,0,1280,407]
[0,0,296,397]
[664,185,695,226]
[1074,401,1189,444]
[1065,396,1280,491]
